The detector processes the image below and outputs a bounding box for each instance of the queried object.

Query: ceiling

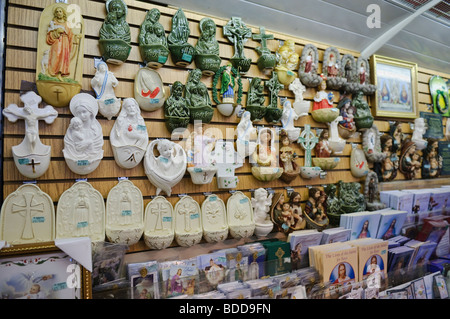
[151,0,450,74]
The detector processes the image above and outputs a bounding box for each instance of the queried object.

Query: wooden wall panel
[2,0,450,255]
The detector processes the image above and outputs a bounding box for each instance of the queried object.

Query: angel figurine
[251,188,274,237]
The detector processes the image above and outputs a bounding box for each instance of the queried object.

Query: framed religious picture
[0,242,91,299]
[370,55,418,119]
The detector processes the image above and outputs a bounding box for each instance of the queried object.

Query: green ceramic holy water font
[185,69,214,123]
[195,18,221,76]
[223,17,252,73]
[99,0,131,64]
[164,81,190,133]
[253,27,276,72]
[246,77,266,122]
[168,8,195,67]
[264,72,284,123]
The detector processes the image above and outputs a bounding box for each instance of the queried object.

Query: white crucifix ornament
[2,91,58,179]
[0,183,55,245]
[144,196,175,250]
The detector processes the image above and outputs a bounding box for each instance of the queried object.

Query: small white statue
[281,100,301,143]
[411,117,428,150]
[327,115,346,154]
[2,91,58,178]
[251,188,274,238]
[91,61,121,120]
[110,98,148,169]
[288,78,310,117]
[236,111,257,159]
[144,139,187,196]
[63,93,104,175]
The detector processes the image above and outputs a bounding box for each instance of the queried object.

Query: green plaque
[420,111,443,139]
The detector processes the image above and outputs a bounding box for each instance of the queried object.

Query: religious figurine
[174,195,203,247]
[164,81,190,133]
[327,115,346,155]
[297,124,322,179]
[355,57,377,95]
[279,130,300,183]
[380,134,399,182]
[223,17,252,73]
[253,27,276,73]
[399,140,421,180]
[134,67,166,112]
[56,181,105,244]
[201,195,228,243]
[226,191,255,239]
[36,2,84,107]
[264,72,284,123]
[236,111,258,159]
[212,63,243,117]
[110,98,148,169]
[185,69,214,123]
[143,139,187,196]
[251,128,283,182]
[337,96,357,139]
[304,188,329,230]
[298,44,322,88]
[195,18,221,76]
[99,0,132,64]
[326,181,366,225]
[251,188,274,238]
[210,140,244,189]
[389,121,404,156]
[288,78,310,118]
[167,8,195,66]
[422,138,442,179]
[312,129,340,170]
[106,179,144,245]
[186,123,217,184]
[323,47,347,90]
[364,171,386,211]
[0,183,55,245]
[245,77,266,122]
[411,117,428,151]
[350,144,369,178]
[280,100,301,143]
[2,91,58,179]
[362,125,386,164]
[63,93,104,175]
[270,191,306,233]
[138,8,170,68]
[352,91,374,130]
[275,39,299,86]
[311,76,339,123]
[91,61,121,120]
[143,196,175,250]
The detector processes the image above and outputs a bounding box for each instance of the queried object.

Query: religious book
[320,227,351,244]
[387,245,415,273]
[127,260,159,299]
[262,240,292,276]
[405,240,437,269]
[196,251,228,291]
[341,211,382,240]
[237,242,266,280]
[287,229,323,269]
[375,210,408,240]
[347,238,388,283]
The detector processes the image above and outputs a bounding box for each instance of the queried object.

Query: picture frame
[370,55,419,119]
[0,242,91,299]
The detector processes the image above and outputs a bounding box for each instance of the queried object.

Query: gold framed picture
[370,55,419,119]
[0,242,91,299]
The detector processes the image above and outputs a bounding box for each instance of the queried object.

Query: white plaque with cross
[0,184,55,244]
[2,91,58,179]
[174,196,203,247]
[143,196,175,250]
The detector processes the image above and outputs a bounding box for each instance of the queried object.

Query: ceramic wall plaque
[63,93,104,175]
[2,91,58,179]
[167,8,195,67]
[251,128,283,182]
[185,69,214,124]
[164,81,190,133]
[246,77,267,122]
[341,54,356,92]
[91,61,121,120]
[195,17,221,76]
[288,78,310,118]
[312,129,340,171]
[352,91,374,130]
[336,96,356,139]
[226,191,255,239]
[0,184,55,245]
[134,67,166,112]
[399,140,421,180]
[143,196,174,250]
[251,188,274,238]
[355,57,377,95]
[201,194,229,243]
[210,140,243,189]
[279,130,300,183]
[265,72,284,123]
[297,124,322,179]
[362,125,386,164]
[223,17,252,73]
[212,63,243,117]
[298,44,322,88]
[36,2,84,107]
[281,100,301,143]
[350,145,369,178]
[174,195,203,247]
[110,98,148,169]
[106,179,144,245]
[99,0,131,64]
[311,78,339,124]
[253,27,276,73]
[138,8,170,69]
[236,111,258,159]
[304,187,329,230]
[275,39,299,86]
[323,47,347,90]
[56,181,105,244]
[143,139,187,196]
